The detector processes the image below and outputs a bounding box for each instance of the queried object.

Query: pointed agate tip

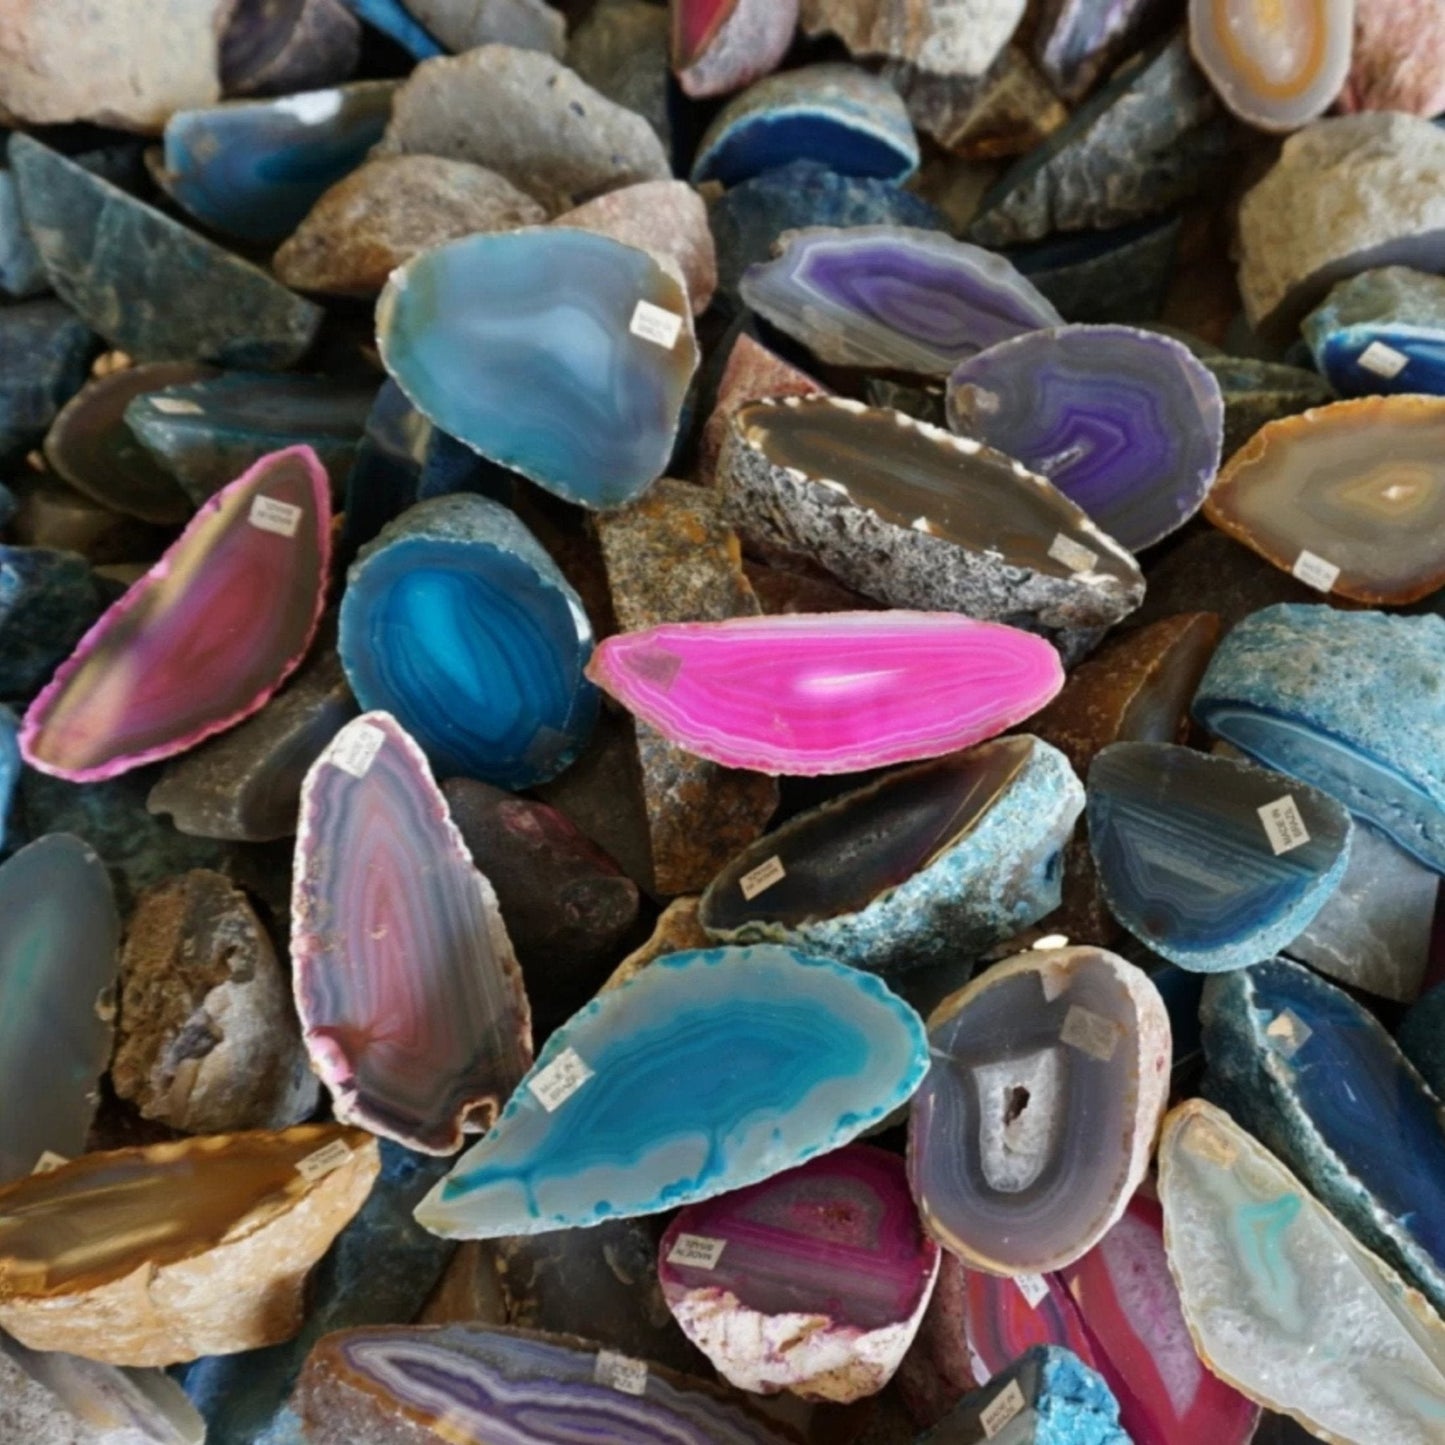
[20,445,331,783]
[585,611,1065,776]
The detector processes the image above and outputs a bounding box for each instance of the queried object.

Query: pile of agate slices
[4,1,1445,1443]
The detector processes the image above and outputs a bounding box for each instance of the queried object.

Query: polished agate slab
[700,737,1083,973]
[740,226,1062,376]
[0,834,119,1183]
[587,611,1063,776]
[962,1266,1098,1383]
[293,713,533,1154]
[415,946,928,1238]
[1301,266,1445,398]
[1159,1098,1445,1444]
[21,447,330,782]
[720,399,1144,631]
[909,946,1170,1274]
[657,1145,940,1402]
[672,0,798,98]
[1205,396,1445,604]
[1188,0,1353,132]
[1088,741,1352,972]
[947,325,1225,551]
[0,1125,379,1365]
[377,228,697,510]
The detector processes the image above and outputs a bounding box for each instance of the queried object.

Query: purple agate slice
[947,324,1225,552]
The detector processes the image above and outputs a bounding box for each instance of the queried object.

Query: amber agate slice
[0,1125,379,1366]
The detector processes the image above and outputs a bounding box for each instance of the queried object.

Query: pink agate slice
[962,1266,1100,1384]
[21,446,330,782]
[586,611,1064,775]
[292,712,533,1155]
[657,1144,941,1402]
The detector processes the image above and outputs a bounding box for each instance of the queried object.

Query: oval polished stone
[338,494,597,789]
[908,945,1170,1274]
[293,713,533,1155]
[1301,267,1445,398]
[947,325,1225,552]
[415,945,929,1238]
[377,229,698,510]
[22,446,331,782]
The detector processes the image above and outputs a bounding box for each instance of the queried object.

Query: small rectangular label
[33,1150,68,1173]
[595,1350,648,1396]
[667,1233,727,1269]
[249,495,303,538]
[148,396,205,416]
[1266,1008,1313,1058]
[296,1139,353,1182]
[1358,340,1409,379]
[1061,1005,1120,1062]
[1192,1121,1238,1168]
[528,1046,593,1112]
[629,300,683,350]
[980,1379,1027,1438]
[739,855,786,900]
[1014,1273,1050,1309]
[968,1341,993,1387]
[327,721,385,779]
[1291,549,1340,592]
[1047,533,1098,574]
[1259,795,1310,855]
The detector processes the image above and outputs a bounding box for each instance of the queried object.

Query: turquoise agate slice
[414,945,929,1239]
[377,229,698,510]
[1203,957,1445,1317]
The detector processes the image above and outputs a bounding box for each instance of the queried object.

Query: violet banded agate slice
[20,446,330,782]
[292,713,533,1154]
[586,612,1064,776]
[657,1145,941,1403]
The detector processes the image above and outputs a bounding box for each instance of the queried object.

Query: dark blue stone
[0,705,18,852]
[1301,268,1445,399]
[0,299,94,464]
[339,0,443,57]
[0,545,106,699]
[0,482,14,529]
[1399,984,1445,1101]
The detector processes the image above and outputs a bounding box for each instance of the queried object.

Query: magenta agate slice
[20,446,330,782]
[962,1267,1099,1384]
[292,712,533,1155]
[586,611,1064,775]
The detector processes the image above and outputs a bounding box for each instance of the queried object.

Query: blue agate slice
[1088,741,1352,973]
[415,945,929,1238]
[1203,957,1445,1318]
[338,0,443,56]
[161,81,396,245]
[339,493,597,788]
[1193,605,1445,874]
[377,229,698,510]
[0,705,18,852]
[1301,267,1445,398]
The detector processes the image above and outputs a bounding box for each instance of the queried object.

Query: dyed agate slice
[0,706,17,851]
[739,226,1062,376]
[1203,958,1445,1316]
[587,611,1063,776]
[1189,0,1353,132]
[293,1325,793,1444]
[1192,605,1445,873]
[672,0,798,98]
[909,946,1170,1274]
[947,325,1225,552]
[1205,396,1445,605]
[339,494,596,788]
[415,945,928,1238]
[0,834,119,1184]
[377,228,697,510]
[961,1267,1098,1384]
[657,1145,940,1402]
[1302,267,1445,398]
[699,737,1084,973]
[1088,741,1352,972]
[292,713,533,1154]
[1159,1098,1445,1445]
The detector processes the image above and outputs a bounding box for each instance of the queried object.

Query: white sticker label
[1259,795,1310,855]
[1192,1122,1238,1168]
[148,396,205,416]
[595,1350,648,1395]
[327,721,385,779]
[629,300,683,350]
[1266,1008,1313,1058]
[1015,1273,1050,1309]
[980,1378,1027,1438]
[1061,1005,1120,1062]
[739,855,786,900]
[1358,340,1409,379]
[528,1047,594,1112]
[249,495,303,538]
[967,1341,993,1386]
[1291,549,1340,593]
[667,1233,728,1269]
[33,1150,69,1173]
[1047,533,1098,574]
[296,1139,353,1182]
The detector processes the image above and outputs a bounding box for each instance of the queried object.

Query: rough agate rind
[719,397,1145,632]
[909,946,1170,1275]
[947,324,1224,552]
[699,737,1084,973]
[657,1145,940,1402]
[1301,267,1445,398]
[1158,1098,1445,1445]
[376,228,698,510]
[292,713,533,1154]
[740,226,1063,376]
[415,945,929,1239]
[1202,958,1445,1317]
[1088,741,1353,972]
[339,493,596,788]
[587,611,1064,776]
[672,0,799,98]
[1191,604,1445,873]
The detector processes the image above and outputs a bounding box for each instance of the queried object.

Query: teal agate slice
[415,945,929,1239]
[377,228,698,510]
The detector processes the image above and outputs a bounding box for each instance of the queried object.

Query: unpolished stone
[404,0,564,55]
[7,476,168,565]
[1202,356,1336,458]
[0,545,108,700]
[565,0,671,145]
[1399,985,1445,1101]
[801,0,1025,78]
[219,0,361,97]
[1301,267,1445,398]
[1340,0,1445,116]
[0,165,46,298]
[0,299,94,464]
[604,895,711,991]
[1033,0,1170,102]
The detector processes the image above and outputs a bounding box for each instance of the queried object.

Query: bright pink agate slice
[21,445,330,782]
[673,0,739,67]
[291,712,533,1155]
[586,612,1064,775]
[962,1267,1101,1382]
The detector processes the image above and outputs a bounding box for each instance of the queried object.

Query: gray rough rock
[564,0,670,145]
[801,0,1026,79]
[405,0,564,55]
